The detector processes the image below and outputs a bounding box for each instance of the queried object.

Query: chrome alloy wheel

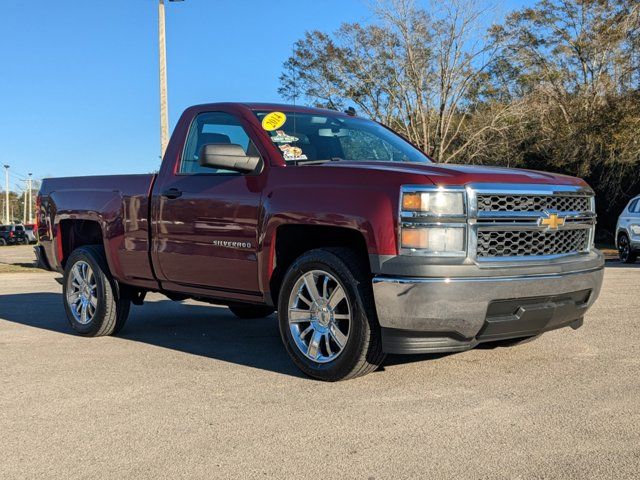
[66,260,98,325]
[287,270,351,363]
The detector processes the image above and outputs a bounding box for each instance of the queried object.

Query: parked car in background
[616,195,640,263]
[0,224,27,246]
[24,224,37,244]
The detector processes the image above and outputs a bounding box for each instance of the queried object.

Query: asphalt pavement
[0,246,638,479]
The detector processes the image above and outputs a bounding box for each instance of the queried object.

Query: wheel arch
[58,219,105,269]
[267,224,371,306]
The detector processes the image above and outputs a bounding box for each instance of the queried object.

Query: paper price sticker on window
[262,112,287,131]
[271,130,298,143]
[279,144,307,161]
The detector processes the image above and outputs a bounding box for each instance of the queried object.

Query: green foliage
[280,0,640,237]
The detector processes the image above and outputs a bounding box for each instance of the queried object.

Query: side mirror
[199,144,260,173]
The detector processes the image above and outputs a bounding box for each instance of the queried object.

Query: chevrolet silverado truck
[36,103,604,381]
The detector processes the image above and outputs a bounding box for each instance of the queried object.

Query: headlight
[401,226,465,253]
[402,191,465,215]
[399,187,468,256]
[631,225,640,235]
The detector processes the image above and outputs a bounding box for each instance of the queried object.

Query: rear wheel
[618,234,637,264]
[278,248,385,381]
[228,304,274,319]
[62,245,130,336]
[0,238,6,246]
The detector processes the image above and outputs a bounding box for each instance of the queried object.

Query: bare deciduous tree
[280,0,640,236]
[280,0,510,162]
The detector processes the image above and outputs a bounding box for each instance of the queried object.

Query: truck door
[153,111,264,298]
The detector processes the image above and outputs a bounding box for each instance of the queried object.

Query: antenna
[291,42,297,137]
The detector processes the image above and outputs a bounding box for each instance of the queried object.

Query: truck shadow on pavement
[0,292,452,377]
[0,292,307,378]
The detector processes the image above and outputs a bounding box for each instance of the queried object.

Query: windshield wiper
[293,157,345,166]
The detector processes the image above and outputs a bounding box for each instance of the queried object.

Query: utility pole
[3,165,9,224]
[28,172,33,224]
[23,182,27,224]
[158,0,169,158]
[158,0,183,158]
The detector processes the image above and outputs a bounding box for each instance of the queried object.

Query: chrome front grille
[477,229,589,258]
[477,194,591,213]
[469,184,596,262]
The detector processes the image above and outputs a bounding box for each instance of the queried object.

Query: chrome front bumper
[372,261,604,354]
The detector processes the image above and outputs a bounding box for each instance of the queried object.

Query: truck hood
[326,161,587,187]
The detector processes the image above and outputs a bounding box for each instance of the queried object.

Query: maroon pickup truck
[36,103,604,380]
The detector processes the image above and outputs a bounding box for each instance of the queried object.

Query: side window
[180,112,259,175]
[629,199,639,213]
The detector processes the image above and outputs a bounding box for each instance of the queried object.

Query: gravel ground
[0,244,39,266]
[0,248,638,479]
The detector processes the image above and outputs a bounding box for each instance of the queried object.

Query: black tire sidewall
[619,234,634,263]
[62,247,114,336]
[278,251,370,380]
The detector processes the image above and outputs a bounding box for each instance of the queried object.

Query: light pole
[3,165,9,224]
[23,182,27,224]
[28,172,33,223]
[158,0,183,158]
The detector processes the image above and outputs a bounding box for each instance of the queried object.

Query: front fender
[257,182,400,295]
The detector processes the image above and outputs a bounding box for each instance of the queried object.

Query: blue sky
[0,0,529,188]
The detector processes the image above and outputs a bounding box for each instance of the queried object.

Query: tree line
[279,0,640,240]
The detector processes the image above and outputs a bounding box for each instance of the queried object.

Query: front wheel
[618,234,638,264]
[62,245,131,336]
[278,248,385,381]
[0,238,6,246]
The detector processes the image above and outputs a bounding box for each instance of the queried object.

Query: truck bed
[38,174,157,288]
[39,174,155,197]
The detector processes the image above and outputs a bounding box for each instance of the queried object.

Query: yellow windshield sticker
[262,112,287,131]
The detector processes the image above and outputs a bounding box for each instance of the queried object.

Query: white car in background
[24,225,37,244]
[616,195,640,263]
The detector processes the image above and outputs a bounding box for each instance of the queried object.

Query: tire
[277,248,385,381]
[0,238,6,246]
[618,233,637,264]
[62,245,131,336]
[228,304,275,319]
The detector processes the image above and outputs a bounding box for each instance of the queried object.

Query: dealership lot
[0,246,638,479]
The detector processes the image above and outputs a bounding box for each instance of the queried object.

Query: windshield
[254,111,430,165]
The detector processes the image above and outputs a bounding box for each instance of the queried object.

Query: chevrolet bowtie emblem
[539,213,566,230]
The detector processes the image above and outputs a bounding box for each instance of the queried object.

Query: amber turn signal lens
[402,193,422,210]
[401,226,466,252]
[401,229,426,249]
